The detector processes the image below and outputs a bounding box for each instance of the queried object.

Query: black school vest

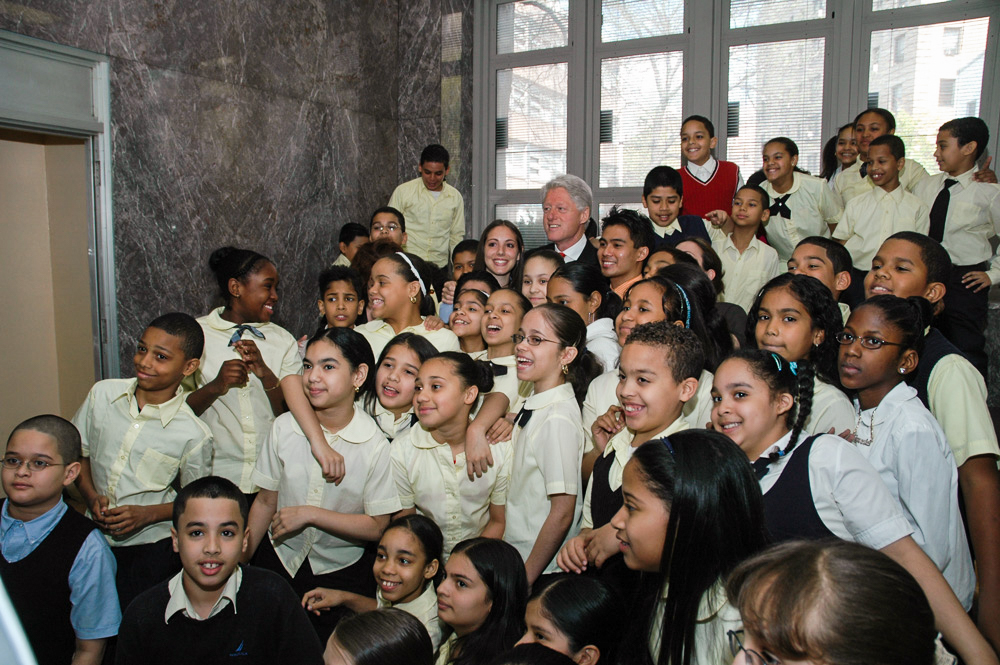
[0,501,98,665]
[908,327,964,408]
[761,436,838,543]
[586,449,640,597]
[657,215,711,248]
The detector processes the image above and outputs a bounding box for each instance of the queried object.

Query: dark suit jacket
[541,238,600,268]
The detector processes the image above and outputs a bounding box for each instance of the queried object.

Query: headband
[658,436,675,456]
[396,252,427,296]
[673,283,691,329]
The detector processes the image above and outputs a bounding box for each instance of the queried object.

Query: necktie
[515,407,533,428]
[769,194,792,220]
[752,457,771,480]
[489,361,508,377]
[229,324,266,347]
[860,162,868,178]
[928,179,959,243]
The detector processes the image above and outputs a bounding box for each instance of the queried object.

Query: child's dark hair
[736,184,771,210]
[643,165,684,198]
[305,327,377,402]
[148,312,205,360]
[384,514,444,586]
[796,236,852,275]
[648,245,698,271]
[339,222,369,247]
[527,576,624,664]
[370,206,405,231]
[764,137,799,158]
[620,430,769,665]
[431,351,496,409]
[601,206,657,262]
[726,540,935,665]
[487,643,576,665]
[449,538,528,665]
[884,231,953,285]
[682,114,715,139]
[458,270,503,295]
[491,288,534,320]
[727,349,814,461]
[624,321,705,383]
[855,295,933,357]
[529,304,604,405]
[658,264,734,372]
[172,475,248,529]
[474,220,526,288]
[420,144,450,168]
[819,124,855,181]
[380,251,438,317]
[745,273,843,384]
[453,238,480,260]
[208,247,272,305]
[8,414,81,464]
[869,134,905,160]
[854,107,896,132]
[333,608,434,665]
[523,247,565,272]
[673,237,724,295]
[940,116,990,160]
[549,263,622,322]
[364,332,439,414]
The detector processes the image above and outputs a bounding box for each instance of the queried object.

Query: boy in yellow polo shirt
[74,312,213,612]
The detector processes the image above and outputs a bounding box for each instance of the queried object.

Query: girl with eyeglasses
[503,304,602,585]
[838,295,973,609]
[711,349,996,665]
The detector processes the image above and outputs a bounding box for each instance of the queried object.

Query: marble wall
[0,0,474,373]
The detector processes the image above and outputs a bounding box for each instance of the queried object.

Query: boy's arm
[465,393,509,480]
[480,503,506,540]
[270,506,390,543]
[302,587,378,615]
[75,458,108,527]
[882,536,999,665]
[450,199,466,259]
[185,359,249,416]
[958,455,1000,653]
[101,503,172,537]
[245,489,279,560]
[523,494,576,586]
[281,374,346,485]
[72,638,107,665]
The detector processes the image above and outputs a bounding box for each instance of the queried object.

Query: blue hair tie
[657,437,676,456]
[788,360,798,376]
[673,284,691,329]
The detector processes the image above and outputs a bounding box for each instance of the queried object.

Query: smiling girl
[364,333,438,441]
[522,249,565,309]
[474,221,526,289]
[449,290,488,356]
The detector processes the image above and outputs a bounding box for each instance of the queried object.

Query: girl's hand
[584,523,622,569]
[270,506,313,540]
[705,209,732,227]
[301,588,342,615]
[556,533,590,573]
[233,340,275,382]
[210,359,249,395]
[310,444,345,485]
[962,271,992,293]
[441,280,457,305]
[465,425,495,481]
[592,406,625,452]
[423,316,445,331]
[485,414,514,444]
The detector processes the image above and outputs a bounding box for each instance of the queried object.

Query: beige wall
[0,130,94,438]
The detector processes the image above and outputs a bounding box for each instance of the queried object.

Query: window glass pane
[601,0,684,42]
[727,38,826,179]
[868,18,988,170]
[600,52,683,188]
[496,204,547,250]
[873,0,951,11]
[497,0,569,54]
[730,0,825,29]
[496,63,568,190]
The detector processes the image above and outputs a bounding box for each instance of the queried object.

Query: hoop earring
[410,295,418,304]
[354,385,360,393]
[561,364,569,375]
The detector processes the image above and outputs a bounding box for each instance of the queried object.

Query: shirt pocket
[135,448,181,490]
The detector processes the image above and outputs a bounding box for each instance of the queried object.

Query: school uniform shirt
[252,409,401,577]
[504,383,585,575]
[370,400,416,442]
[0,500,121,639]
[912,168,1000,282]
[839,302,851,325]
[483,355,531,416]
[391,424,513,557]
[832,185,929,270]
[332,253,351,268]
[586,319,621,372]
[713,233,783,312]
[164,566,241,622]
[73,379,213,546]
[649,580,741,665]
[758,431,913,549]
[190,308,301,493]
[581,418,689,529]
[685,369,715,430]
[835,158,929,205]
[650,215,713,241]
[762,173,843,262]
[582,370,619,453]
[377,583,447,651]
[851,383,974,608]
[803,377,855,437]
[388,178,466,268]
[357,318,461,361]
[925,353,1000,467]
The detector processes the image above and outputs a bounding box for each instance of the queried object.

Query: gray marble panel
[397,0,441,122]
[987,304,999,406]
[0,1,110,54]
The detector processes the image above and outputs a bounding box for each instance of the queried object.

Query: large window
[474,0,1000,247]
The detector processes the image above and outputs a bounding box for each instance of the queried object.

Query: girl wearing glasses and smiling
[838,295,973,611]
[503,304,602,585]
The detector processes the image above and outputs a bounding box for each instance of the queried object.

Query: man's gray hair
[541,174,593,215]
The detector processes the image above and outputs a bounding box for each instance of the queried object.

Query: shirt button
[133,424,139,429]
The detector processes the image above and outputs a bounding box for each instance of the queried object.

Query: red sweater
[680,161,740,219]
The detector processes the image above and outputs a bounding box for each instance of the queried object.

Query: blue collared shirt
[1,500,121,639]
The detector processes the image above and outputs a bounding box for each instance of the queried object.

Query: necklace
[852,403,878,446]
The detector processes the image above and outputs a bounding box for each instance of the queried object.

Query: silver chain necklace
[852,404,878,446]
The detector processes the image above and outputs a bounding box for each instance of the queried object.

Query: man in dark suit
[539,174,600,267]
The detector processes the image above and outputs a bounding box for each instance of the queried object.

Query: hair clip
[788,360,798,376]
[658,437,676,456]
[771,353,783,372]
[673,284,691,329]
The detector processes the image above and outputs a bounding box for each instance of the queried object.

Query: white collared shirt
[377,583,447,651]
[649,580,740,665]
[252,408,401,576]
[804,377,855,436]
[851,382,974,608]
[356,318,461,361]
[762,173,843,261]
[925,350,1000,467]
[832,185,929,269]
[391,424,513,557]
[164,566,242,622]
[686,156,718,184]
[586,319,621,373]
[74,379,213,546]
[557,234,590,262]
[388,178,466,267]
[504,383,584,575]
[714,233,783,312]
[834,158,929,205]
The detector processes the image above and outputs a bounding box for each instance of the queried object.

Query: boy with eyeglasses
[1,415,120,665]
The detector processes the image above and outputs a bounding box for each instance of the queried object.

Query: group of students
[3,109,1000,665]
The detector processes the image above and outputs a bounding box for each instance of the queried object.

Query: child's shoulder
[87,377,135,400]
[237,565,300,605]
